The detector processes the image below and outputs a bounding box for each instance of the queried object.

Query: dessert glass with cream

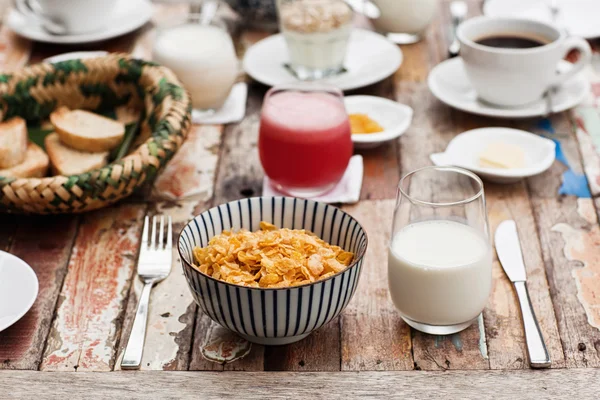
[388,166,492,335]
[277,0,353,80]
[152,16,238,115]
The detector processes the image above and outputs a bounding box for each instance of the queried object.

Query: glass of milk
[388,166,492,335]
[152,15,238,116]
[370,0,438,44]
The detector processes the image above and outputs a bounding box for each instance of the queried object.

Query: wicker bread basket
[0,53,192,214]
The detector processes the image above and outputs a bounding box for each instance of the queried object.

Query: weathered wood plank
[340,199,413,371]
[41,205,145,371]
[485,184,565,369]
[525,112,600,368]
[0,216,78,370]
[264,318,341,371]
[3,370,600,399]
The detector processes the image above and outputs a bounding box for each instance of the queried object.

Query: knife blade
[495,220,551,368]
[495,220,526,282]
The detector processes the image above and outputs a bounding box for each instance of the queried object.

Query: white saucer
[430,127,556,184]
[428,57,589,119]
[0,250,38,332]
[44,51,108,63]
[243,29,402,91]
[484,0,600,39]
[344,95,412,149]
[7,0,152,44]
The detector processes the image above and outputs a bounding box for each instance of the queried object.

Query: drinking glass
[152,15,238,117]
[258,83,352,197]
[388,166,492,334]
[371,0,437,44]
[276,0,353,80]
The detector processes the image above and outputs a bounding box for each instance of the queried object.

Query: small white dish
[0,250,38,332]
[344,95,412,149]
[428,57,589,119]
[243,29,402,91]
[7,0,152,44]
[430,127,556,184]
[484,0,600,39]
[44,51,108,63]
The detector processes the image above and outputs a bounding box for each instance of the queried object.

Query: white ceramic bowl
[344,95,413,149]
[430,127,556,184]
[178,197,368,345]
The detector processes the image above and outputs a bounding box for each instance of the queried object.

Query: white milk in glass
[388,220,492,326]
[153,24,238,111]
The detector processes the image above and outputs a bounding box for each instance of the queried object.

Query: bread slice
[0,117,28,169]
[0,142,49,178]
[45,133,109,176]
[50,107,125,152]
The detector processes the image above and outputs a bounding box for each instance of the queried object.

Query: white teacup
[16,0,117,35]
[457,16,591,108]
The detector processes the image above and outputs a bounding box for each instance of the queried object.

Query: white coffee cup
[16,0,117,35]
[457,16,591,107]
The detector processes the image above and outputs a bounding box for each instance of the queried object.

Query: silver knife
[495,220,551,369]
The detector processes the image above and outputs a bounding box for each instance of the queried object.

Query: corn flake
[192,221,354,288]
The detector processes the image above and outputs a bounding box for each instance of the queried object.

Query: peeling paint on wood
[552,199,600,331]
[41,205,144,371]
[153,125,223,201]
[201,325,252,364]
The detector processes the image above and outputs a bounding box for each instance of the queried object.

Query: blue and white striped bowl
[178,197,368,345]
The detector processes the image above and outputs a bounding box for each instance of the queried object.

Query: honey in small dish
[349,113,384,134]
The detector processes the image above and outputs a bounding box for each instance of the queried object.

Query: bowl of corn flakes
[178,196,368,345]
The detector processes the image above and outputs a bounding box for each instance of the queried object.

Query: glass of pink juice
[259,84,352,197]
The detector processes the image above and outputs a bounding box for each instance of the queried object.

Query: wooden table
[2,1,600,398]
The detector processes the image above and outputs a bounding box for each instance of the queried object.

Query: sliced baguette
[0,142,49,178]
[50,107,125,152]
[45,133,109,176]
[0,117,28,169]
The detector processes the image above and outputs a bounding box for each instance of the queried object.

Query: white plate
[430,127,556,184]
[0,251,38,332]
[344,95,413,149]
[44,51,108,63]
[243,29,402,91]
[428,57,589,119]
[484,0,600,39]
[7,0,152,44]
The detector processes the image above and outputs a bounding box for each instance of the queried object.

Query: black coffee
[475,35,549,49]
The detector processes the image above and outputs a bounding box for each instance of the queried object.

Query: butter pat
[478,142,526,169]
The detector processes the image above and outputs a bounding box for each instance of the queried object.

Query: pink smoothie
[259,91,352,191]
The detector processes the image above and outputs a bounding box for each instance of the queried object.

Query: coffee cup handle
[552,36,592,87]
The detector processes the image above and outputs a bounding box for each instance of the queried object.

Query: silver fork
[121,215,172,370]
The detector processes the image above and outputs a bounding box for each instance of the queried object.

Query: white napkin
[262,155,364,204]
[192,82,247,125]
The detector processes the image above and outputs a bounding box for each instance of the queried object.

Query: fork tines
[142,215,172,250]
